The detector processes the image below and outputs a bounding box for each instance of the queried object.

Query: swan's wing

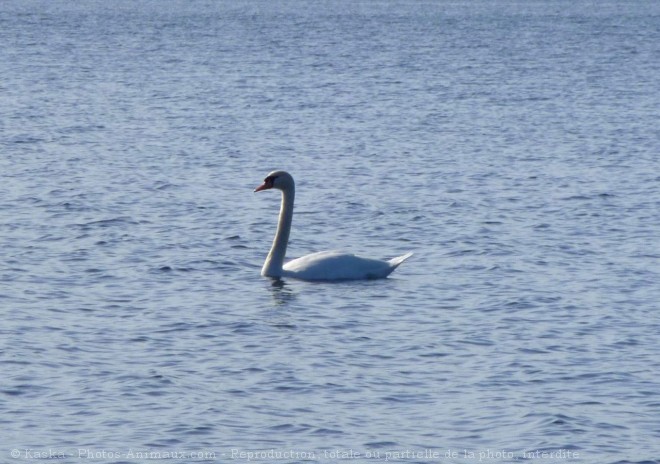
[283,251,404,281]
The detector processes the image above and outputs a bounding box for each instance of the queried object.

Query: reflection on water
[268,278,297,307]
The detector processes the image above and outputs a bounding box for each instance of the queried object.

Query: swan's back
[282,251,412,281]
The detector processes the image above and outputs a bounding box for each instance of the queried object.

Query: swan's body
[255,170,412,281]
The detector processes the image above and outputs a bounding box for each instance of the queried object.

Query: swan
[254,170,412,281]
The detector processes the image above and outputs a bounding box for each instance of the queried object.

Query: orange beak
[254,182,270,192]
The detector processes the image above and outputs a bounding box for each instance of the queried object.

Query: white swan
[255,170,412,281]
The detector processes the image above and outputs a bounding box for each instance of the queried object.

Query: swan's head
[254,170,294,192]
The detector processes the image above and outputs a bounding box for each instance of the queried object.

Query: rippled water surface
[2,1,659,463]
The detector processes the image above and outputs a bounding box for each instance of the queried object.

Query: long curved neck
[261,185,294,277]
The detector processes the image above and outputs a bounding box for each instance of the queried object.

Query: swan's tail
[388,252,413,269]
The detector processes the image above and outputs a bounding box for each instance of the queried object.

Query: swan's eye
[266,175,278,186]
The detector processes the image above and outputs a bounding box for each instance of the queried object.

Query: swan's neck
[262,185,294,277]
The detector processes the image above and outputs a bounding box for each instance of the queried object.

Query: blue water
[1,1,659,463]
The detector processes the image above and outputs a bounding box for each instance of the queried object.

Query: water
[1,1,659,463]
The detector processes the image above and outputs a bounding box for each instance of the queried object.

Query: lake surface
[1,1,659,463]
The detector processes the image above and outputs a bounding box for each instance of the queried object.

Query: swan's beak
[254,182,270,192]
